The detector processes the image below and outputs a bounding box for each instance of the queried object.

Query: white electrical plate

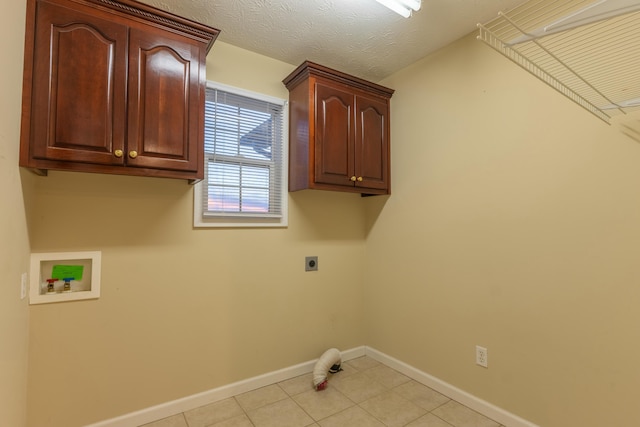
[29,251,101,305]
[476,345,488,368]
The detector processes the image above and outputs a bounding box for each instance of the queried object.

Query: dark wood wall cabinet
[283,61,394,196]
[20,0,219,182]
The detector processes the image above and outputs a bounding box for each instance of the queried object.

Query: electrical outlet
[20,273,28,300]
[305,256,318,272]
[476,345,488,368]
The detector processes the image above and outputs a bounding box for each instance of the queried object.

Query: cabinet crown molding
[283,61,395,99]
[74,0,220,51]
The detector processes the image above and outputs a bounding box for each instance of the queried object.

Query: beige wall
[0,0,31,426]
[20,10,640,427]
[25,43,367,427]
[366,33,640,427]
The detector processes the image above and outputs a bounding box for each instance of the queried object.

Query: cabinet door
[314,81,355,186]
[127,26,203,173]
[30,0,128,165]
[354,94,389,191]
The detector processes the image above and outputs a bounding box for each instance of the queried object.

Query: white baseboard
[86,345,537,427]
[85,346,366,427]
[364,347,539,427]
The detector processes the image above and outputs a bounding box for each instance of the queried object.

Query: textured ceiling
[138,0,525,82]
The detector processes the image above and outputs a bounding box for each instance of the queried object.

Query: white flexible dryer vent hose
[313,348,343,390]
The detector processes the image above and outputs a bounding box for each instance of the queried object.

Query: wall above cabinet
[283,61,394,196]
[19,0,220,183]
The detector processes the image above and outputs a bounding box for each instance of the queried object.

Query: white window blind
[194,82,287,227]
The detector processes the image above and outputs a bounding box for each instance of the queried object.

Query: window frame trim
[193,81,288,228]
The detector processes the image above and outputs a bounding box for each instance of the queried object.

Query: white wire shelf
[477,0,640,123]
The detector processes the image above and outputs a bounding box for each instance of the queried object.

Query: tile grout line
[232,394,256,427]
[277,382,318,426]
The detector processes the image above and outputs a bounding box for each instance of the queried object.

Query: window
[194,82,287,227]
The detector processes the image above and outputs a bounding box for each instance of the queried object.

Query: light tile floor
[141,356,505,427]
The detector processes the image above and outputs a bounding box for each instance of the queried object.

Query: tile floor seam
[179,412,191,427]
[232,396,254,427]
[290,390,320,422]
[428,410,458,427]
[356,401,390,426]
[358,391,427,427]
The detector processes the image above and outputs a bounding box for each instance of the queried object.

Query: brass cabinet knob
[129,150,138,159]
[357,176,363,182]
[114,149,123,158]
[350,176,357,182]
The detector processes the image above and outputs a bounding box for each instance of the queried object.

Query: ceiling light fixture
[375,0,421,18]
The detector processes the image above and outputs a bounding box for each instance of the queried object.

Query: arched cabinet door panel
[314,82,354,186]
[127,28,202,173]
[355,95,389,191]
[30,1,127,165]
